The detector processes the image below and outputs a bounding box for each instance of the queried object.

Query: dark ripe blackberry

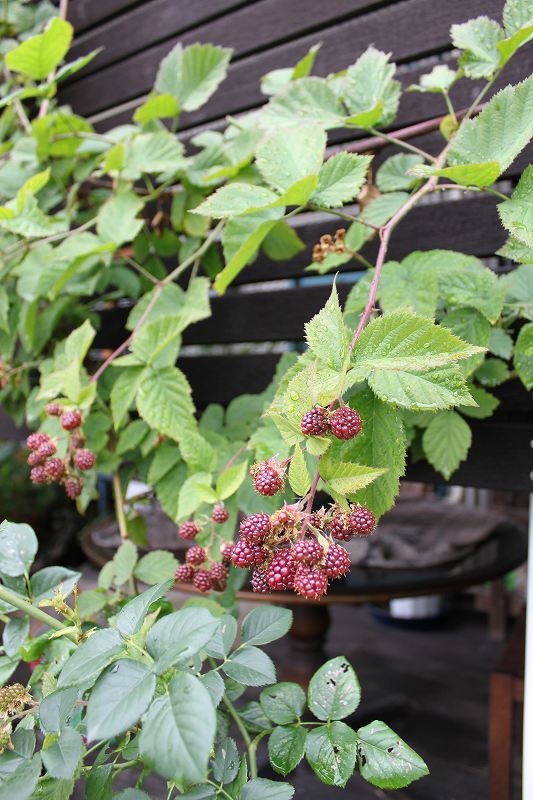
[61,410,82,431]
[44,458,65,482]
[30,466,49,485]
[175,563,194,583]
[266,550,296,591]
[330,512,353,542]
[64,477,83,499]
[220,542,234,563]
[330,406,363,440]
[212,504,229,524]
[26,432,51,452]
[251,461,284,496]
[239,513,271,543]
[27,451,46,467]
[178,520,201,541]
[251,568,269,594]
[349,505,376,536]
[324,543,351,579]
[193,570,214,593]
[73,449,96,471]
[293,565,328,599]
[301,406,330,436]
[291,538,324,566]
[186,545,207,566]
[230,537,266,568]
[45,403,62,417]
[210,562,228,590]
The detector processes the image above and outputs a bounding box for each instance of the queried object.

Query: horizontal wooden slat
[179,353,281,405]
[62,0,502,119]
[68,0,141,33]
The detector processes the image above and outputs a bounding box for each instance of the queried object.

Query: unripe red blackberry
[330,406,362,440]
[27,451,46,467]
[330,512,353,542]
[324,543,351,579]
[291,538,324,566]
[186,545,206,566]
[73,449,96,471]
[251,568,269,594]
[230,537,266,568]
[307,512,326,531]
[61,410,82,431]
[239,513,271,544]
[212,504,229,524]
[220,542,234,563]
[70,430,85,449]
[193,570,213,593]
[26,432,51,451]
[210,562,228,590]
[250,460,284,496]
[178,520,201,541]
[44,458,65,482]
[294,565,328,599]
[349,505,376,536]
[301,406,330,436]
[46,403,62,417]
[36,441,57,460]
[175,563,194,583]
[266,550,296,590]
[64,477,83,499]
[30,465,49,484]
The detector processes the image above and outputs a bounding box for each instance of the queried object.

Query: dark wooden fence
[17,0,533,490]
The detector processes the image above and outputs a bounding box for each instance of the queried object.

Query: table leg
[280,603,330,685]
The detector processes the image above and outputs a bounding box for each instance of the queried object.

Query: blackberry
[26,433,51,452]
[64,477,83,499]
[239,513,271,544]
[251,461,284,496]
[186,545,207,566]
[330,512,353,542]
[46,403,62,417]
[251,568,269,594]
[230,537,266,568]
[294,566,328,599]
[193,570,213,593]
[212,504,229,524]
[210,562,228,590]
[291,538,324,566]
[178,520,200,541]
[27,451,46,467]
[349,505,376,536]
[330,407,362,440]
[324,543,351,579]
[36,441,57,459]
[44,458,65,482]
[61,410,82,431]
[266,550,296,591]
[220,542,234,563]
[301,407,330,436]
[175,563,194,583]
[73,449,96,471]
[30,466,49,485]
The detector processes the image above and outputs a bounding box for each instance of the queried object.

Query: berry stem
[0,585,78,642]
[222,694,258,778]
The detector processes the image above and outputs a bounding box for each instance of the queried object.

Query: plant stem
[163,220,224,284]
[367,127,436,162]
[112,472,129,542]
[0,584,77,642]
[309,204,379,231]
[222,695,257,779]
[442,91,457,126]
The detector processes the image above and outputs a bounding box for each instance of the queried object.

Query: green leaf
[193,183,280,218]
[305,283,349,370]
[357,720,429,788]
[110,367,146,430]
[57,629,123,688]
[441,308,491,348]
[86,659,156,740]
[422,411,472,479]
[96,191,144,247]
[116,419,149,455]
[223,647,276,686]
[132,315,182,367]
[447,77,533,178]
[344,47,400,127]
[262,222,305,261]
[305,722,357,787]
[133,93,180,124]
[497,235,533,264]
[139,672,215,786]
[319,459,386,495]
[451,16,503,78]
[311,153,372,208]
[498,165,533,247]
[350,310,485,378]
[268,725,306,776]
[378,255,439,317]
[212,737,240,784]
[216,460,248,500]
[369,366,476,410]
[240,779,294,800]
[256,125,326,196]
[260,683,306,725]
[6,18,73,80]
[502,264,533,318]
[41,727,82,780]
[0,754,41,800]
[39,688,78,734]
[241,606,293,647]
[155,43,232,112]
[136,366,196,441]
[121,132,185,180]
[112,540,138,586]
[489,327,514,360]
[375,154,423,191]
[409,64,457,93]
[459,384,500,419]
[288,444,311,496]
[474,357,511,387]
[179,432,215,472]
[145,608,220,673]
[85,764,112,800]
[411,161,501,189]
[261,78,344,130]
[307,656,361,721]
[114,580,173,636]
[0,656,19,684]
[134,551,178,585]
[2,617,29,658]
[503,0,533,36]
[514,322,533,389]
[215,208,283,293]
[0,520,37,576]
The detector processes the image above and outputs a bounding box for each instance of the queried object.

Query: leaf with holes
[305,722,357,787]
[307,656,361,721]
[357,720,429,789]
[269,726,307,776]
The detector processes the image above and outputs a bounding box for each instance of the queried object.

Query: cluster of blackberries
[26,405,95,500]
[301,405,363,440]
[175,544,229,593]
